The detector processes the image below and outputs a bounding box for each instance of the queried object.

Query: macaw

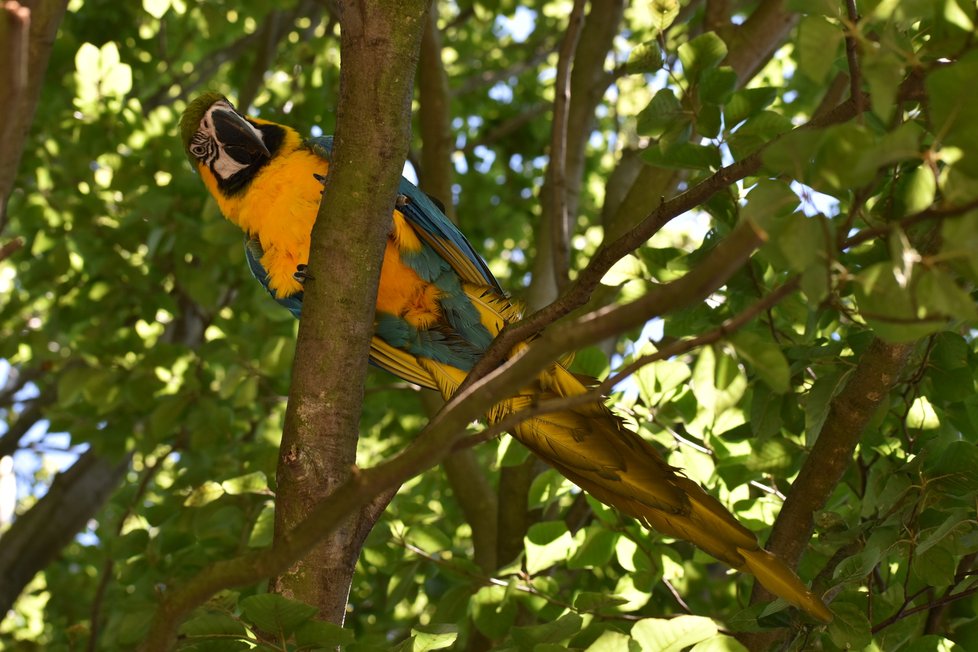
[180,93,832,623]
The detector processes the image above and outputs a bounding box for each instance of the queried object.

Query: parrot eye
[189,134,214,161]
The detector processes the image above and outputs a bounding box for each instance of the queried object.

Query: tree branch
[418,4,456,222]
[547,0,588,294]
[843,0,864,119]
[0,450,130,617]
[0,0,68,234]
[259,0,430,631]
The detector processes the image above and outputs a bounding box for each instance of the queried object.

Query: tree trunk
[268,0,432,624]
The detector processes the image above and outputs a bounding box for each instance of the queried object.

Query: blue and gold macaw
[180,93,832,622]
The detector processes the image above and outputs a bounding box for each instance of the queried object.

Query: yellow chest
[200,148,443,326]
[204,148,327,297]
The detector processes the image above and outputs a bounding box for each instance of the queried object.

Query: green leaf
[805,369,851,447]
[797,16,843,83]
[862,49,905,122]
[740,179,799,234]
[827,602,872,650]
[404,524,453,554]
[854,263,947,342]
[143,0,171,19]
[941,210,978,282]
[184,481,224,507]
[730,331,790,394]
[630,616,719,652]
[637,89,688,138]
[649,0,680,32]
[294,619,357,648]
[760,128,826,181]
[401,624,459,651]
[585,629,636,651]
[896,166,937,216]
[247,502,275,548]
[916,268,978,322]
[727,437,795,474]
[761,211,826,274]
[511,613,584,646]
[569,526,617,569]
[641,142,721,171]
[925,440,978,497]
[912,541,957,587]
[678,32,728,83]
[221,471,268,495]
[180,613,246,637]
[833,547,882,584]
[470,584,517,639]
[690,634,750,652]
[723,88,778,127]
[699,67,738,105]
[574,591,630,612]
[624,41,663,74]
[927,51,978,176]
[239,594,317,637]
[524,521,575,575]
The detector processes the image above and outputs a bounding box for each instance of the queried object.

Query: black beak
[212,108,272,162]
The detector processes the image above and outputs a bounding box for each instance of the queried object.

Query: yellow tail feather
[431,283,833,622]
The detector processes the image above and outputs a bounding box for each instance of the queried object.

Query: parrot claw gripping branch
[180,93,833,624]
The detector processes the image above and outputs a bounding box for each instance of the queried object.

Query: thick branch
[0,0,68,233]
[0,450,129,617]
[418,5,456,222]
[266,0,431,626]
[724,0,799,86]
[765,338,914,570]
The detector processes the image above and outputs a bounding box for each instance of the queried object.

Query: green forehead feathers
[179,92,232,154]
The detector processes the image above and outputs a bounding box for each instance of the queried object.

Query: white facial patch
[190,100,269,181]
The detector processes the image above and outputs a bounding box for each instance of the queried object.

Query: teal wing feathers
[245,133,506,378]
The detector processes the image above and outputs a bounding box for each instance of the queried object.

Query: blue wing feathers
[245,237,303,318]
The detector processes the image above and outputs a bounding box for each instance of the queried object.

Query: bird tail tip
[738,547,834,623]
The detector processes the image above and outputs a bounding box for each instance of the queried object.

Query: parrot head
[180,93,278,193]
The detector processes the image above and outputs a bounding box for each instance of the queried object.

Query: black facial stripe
[189,133,217,164]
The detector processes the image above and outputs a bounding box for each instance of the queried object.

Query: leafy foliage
[2,0,978,650]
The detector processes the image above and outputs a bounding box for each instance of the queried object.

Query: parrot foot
[293,264,314,283]
[313,173,327,195]
[395,194,410,208]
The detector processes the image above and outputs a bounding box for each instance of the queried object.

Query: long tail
[424,285,832,622]
[498,365,832,622]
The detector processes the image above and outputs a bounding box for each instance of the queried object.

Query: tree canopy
[2,0,978,650]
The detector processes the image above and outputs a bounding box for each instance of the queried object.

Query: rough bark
[417,5,456,222]
[267,0,431,626]
[742,338,913,650]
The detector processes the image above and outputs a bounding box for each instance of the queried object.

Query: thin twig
[872,581,978,634]
[844,0,864,119]
[549,0,588,293]
[842,197,978,250]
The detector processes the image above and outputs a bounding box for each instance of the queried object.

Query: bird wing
[245,136,511,389]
